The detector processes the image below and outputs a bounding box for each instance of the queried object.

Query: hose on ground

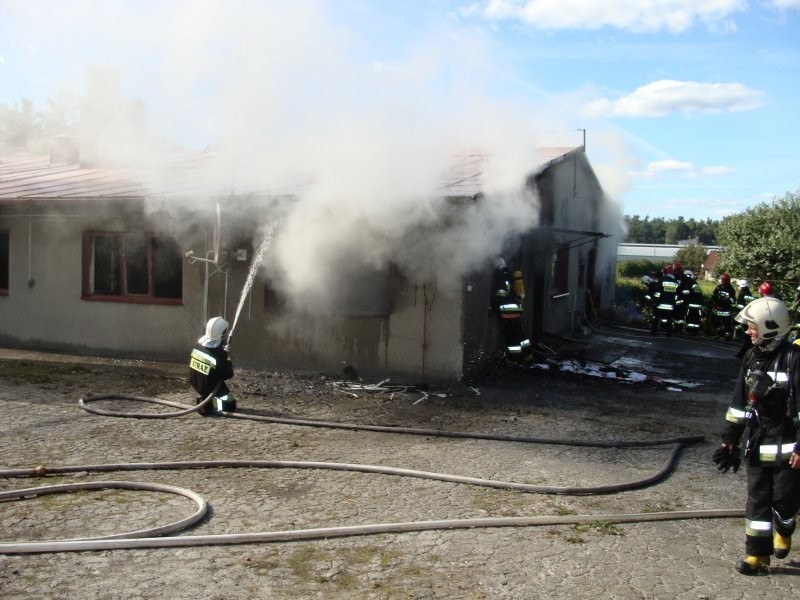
[79,390,703,448]
[0,443,684,495]
[0,507,743,555]
[0,480,207,541]
[0,459,741,555]
[0,390,728,555]
[78,383,219,419]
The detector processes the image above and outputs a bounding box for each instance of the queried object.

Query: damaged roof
[442,147,578,197]
[0,146,578,201]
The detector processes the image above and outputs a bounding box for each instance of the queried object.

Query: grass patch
[565,520,625,543]
[0,360,92,384]
[641,498,683,513]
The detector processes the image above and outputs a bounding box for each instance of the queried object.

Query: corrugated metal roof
[0,147,577,201]
[441,147,578,197]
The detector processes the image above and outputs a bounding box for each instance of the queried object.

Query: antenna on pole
[577,128,586,151]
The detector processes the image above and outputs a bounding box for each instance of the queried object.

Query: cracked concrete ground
[1,323,799,599]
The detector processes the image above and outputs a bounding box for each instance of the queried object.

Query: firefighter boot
[774,533,791,559]
[735,555,770,575]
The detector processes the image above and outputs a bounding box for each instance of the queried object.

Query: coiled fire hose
[0,390,743,554]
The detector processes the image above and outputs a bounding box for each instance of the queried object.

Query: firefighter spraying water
[189,316,236,415]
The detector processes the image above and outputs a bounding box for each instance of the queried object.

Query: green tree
[624,215,719,245]
[0,88,81,153]
[717,192,800,297]
[674,244,706,274]
[665,216,690,244]
[624,215,667,243]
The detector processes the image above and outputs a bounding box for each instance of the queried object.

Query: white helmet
[684,270,695,279]
[198,316,229,348]
[494,257,507,270]
[738,279,749,289]
[735,297,791,348]
[640,275,652,285]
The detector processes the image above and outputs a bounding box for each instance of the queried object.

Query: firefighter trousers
[744,462,800,556]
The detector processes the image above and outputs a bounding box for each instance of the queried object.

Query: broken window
[83,231,182,303]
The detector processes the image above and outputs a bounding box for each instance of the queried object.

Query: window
[551,245,569,295]
[82,231,182,304]
[0,230,8,295]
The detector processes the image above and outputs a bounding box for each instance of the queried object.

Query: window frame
[82,230,182,305]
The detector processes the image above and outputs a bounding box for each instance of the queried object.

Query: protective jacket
[723,343,800,458]
[683,281,704,334]
[493,265,523,319]
[721,340,800,556]
[653,274,679,311]
[712,283,737,315]
[737,288,756,311]
[189,343,234,401]
[650,274,678,334]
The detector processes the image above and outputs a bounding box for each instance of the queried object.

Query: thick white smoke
[3,0,586,310]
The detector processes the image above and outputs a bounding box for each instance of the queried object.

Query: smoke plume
[2,0,604,310]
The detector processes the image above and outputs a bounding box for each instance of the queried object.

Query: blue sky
[1,0,799,221]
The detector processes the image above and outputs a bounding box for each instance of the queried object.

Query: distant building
[618,242,720,276]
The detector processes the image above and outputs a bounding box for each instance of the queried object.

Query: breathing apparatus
[739,368,772,460]
[512,269,525,300]
[745,369,774,412]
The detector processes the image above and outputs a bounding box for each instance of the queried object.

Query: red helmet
[663,264,674,275]
[720,273,731,284]
[673,261,683,275]
[759,281,774,296]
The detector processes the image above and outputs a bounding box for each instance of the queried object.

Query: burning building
[0,144,621,383]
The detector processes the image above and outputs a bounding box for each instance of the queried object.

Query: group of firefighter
[641,261,798,340]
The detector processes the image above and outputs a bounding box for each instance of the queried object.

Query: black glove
[712,445,741,473]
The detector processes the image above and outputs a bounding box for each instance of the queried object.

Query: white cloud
[648,160,694,172]
[639,159,734,179]
[768,0,800,10]
[698,165,735,176]
[582,80,764,118]
[478,0,746,32]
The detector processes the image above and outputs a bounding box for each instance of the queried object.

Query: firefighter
[651,264,678,336]
[492,258,532,365]
[682,270,704,336]
[672,261,689,333]
[714,297,800,574]
[734,280,756,342]
[189,316,236,415]
[711,273,737,340]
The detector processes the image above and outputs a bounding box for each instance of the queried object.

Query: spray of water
[228,228,273,342]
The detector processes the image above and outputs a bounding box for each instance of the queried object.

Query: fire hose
[0,391,742,554]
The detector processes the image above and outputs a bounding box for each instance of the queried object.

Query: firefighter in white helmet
[189,316,236,415]
[714,297,800,574]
